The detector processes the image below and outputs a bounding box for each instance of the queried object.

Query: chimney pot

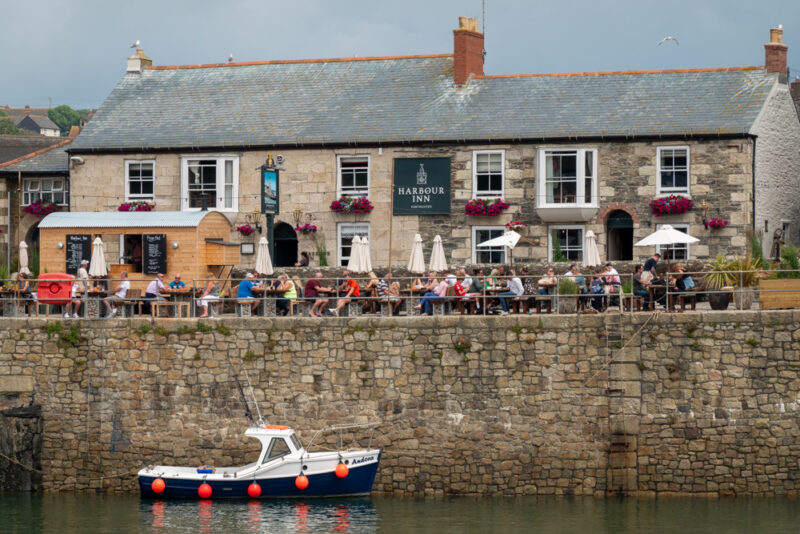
[453,16,484,85]
[765,25,788,76]
[126,48,153,73]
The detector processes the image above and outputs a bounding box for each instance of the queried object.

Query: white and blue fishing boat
[138,422,381,499]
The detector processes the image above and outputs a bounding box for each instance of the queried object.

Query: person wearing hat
[65,260,90,318]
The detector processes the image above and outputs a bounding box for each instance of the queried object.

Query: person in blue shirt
[237,273,261,313]
[643,253,660,276]
[168,273,186,290]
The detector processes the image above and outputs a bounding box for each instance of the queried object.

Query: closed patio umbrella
[634,224,699,272]
[359,236,372,274]
[407,234,425,274]
[477,230,521,266]
[88,237,108,277]
[18,241,31,276]
[346,235,362,272]
[254,237,274,276]
[584,230,601,267]
[429,235,447,273]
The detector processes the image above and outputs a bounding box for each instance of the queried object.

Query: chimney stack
[765,25,788,77]
[126,48,153,74]
[24,105,30,117]
[453,16,484,85]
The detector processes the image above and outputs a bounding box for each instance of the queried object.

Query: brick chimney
[126,48,152,73]
[765,25,788,76]
[453,16,484,85]
[24,105,30,117]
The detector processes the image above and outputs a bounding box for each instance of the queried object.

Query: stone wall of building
[68,137,752,272]
[1,311,799,497]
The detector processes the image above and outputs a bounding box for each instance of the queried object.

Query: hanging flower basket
[505,220,527,231]
[295,223,318,234]
[704,217,728,229]
[236,224,256,236]
[23,200,61,218]
[118,201,155,212]
[465,198,510,217]
[649,195,693,217]
[330,196,374,214]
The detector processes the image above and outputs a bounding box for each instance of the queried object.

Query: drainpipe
[6,190,10,271]
[750,135,757,233]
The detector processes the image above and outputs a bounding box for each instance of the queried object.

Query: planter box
[758,279,800,310]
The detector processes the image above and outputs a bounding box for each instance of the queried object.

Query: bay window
[537,148,596,206]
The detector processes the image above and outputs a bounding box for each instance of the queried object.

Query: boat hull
[139,452,381,499]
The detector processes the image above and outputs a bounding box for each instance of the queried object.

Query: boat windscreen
[290,433,302,451]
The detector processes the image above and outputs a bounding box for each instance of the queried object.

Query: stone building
[66,18,800,271]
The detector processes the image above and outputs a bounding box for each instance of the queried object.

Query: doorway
[606,210,633,261]
[273,223,298,267]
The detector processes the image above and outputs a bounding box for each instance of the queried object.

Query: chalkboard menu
[66,234,91,274]
[143,234,167,274]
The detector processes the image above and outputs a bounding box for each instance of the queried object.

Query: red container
[37,273,74,305]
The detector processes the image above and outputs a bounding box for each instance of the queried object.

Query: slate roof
[0,135,64,165]
[15,115,60,130]
[0,138,72,174]
[70,55,778,152]
[39,210,217,228]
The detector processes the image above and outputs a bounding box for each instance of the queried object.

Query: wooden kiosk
[38,211,240,291]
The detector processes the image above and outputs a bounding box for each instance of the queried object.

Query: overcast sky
[2,0,799,110]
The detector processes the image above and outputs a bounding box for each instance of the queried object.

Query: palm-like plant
[703,255,735,290]
[728,254,762,287]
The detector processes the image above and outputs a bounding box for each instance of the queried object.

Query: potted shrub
[728,254,762,310]
[703,255,734,310]
[557,277,579,314]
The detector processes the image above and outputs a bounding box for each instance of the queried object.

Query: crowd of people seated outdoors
[1,251,705,319]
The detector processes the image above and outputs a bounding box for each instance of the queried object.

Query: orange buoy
[198,482,212,499]
[295,475,309,490]
[247,482,262,498]
[335,463,349,478]
[151,478,166,494]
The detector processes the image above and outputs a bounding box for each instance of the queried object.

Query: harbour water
[0,494,797,533]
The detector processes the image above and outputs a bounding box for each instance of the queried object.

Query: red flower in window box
[465,198,510,217]
[118,201,155,212]
[649,195,693,217]
[23,200,61,218]
[330,196,374,214]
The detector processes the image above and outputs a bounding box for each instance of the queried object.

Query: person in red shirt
[330,271,360,316]
[304,272,333,317]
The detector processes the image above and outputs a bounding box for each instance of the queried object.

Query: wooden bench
[622,294,643,312]
[534,296,552,314]
[152,300,190,318]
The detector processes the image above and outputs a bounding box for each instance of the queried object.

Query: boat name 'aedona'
[351,456,374,465]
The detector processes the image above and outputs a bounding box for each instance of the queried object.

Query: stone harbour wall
[0,311,799,497]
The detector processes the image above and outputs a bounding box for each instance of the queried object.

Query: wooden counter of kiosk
[38,211,240,291]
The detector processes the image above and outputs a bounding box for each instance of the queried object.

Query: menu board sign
[143,234,167,274]
[65,234,91,274]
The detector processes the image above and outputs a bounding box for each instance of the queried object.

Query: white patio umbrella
[634,224,699,272]
[18,241,31,276]
[584,230,602,267]
[477,230,521,266]
[359,236,372,274]
[429,235,447,273]
[254,237,274,276]
[407,234,425,274]
[346,235,362,272]
[88,237,108,277]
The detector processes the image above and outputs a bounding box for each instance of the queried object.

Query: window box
[118,201,155,212]
[337,156,370,197]
[464,198,510,217]
[23,200,62,218]
[473,150,504,198]
[650,195,693,217]
[330,196,374,214]
[657,146,689,195]
[472,226,507,264]
[180,156,239,212]
[536,148,598,222]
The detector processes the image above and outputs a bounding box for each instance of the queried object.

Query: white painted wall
[751,80,800,247]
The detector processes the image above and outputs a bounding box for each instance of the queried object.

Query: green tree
[0,118,27,135]
[48,105,81,135]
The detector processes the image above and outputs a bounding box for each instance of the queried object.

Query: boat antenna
[244,370,264,425]
[234,373,254,424]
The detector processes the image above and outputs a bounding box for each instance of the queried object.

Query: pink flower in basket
[505,220,527,231]
[704,217,728,229]
[295,223,318,234]
[236,224,256,236]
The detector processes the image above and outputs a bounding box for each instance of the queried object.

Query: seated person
[416,278,448,316]
[588,268,607,311]
[294,251,310,267]
[633,264,651,309]
[537,267,558,296]
[498,270,524,314]
[330,271,360,316]
[103,271,130,318]
[363,272,380,313]
[144,273,166,314]
[563,264,587,292]
[671,264,688,293]
[196,273,219,318]
[237,273,261,313]
[275,274,297,316]
[305,272,332,317]
[388,281,403,315]
[168,273,186,290]
[65,259,90,318]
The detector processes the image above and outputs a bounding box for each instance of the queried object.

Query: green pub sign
[393,157,451,215]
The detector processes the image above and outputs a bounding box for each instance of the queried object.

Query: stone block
[0,375,34,393]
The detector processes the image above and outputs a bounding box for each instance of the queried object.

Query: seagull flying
[131,39,141,49]
[658,36,679,45]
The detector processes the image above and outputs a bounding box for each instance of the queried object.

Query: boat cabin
[245,425,305,465]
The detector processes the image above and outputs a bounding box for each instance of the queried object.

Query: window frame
[337,155,370,198]
[656,146,690,195]
[536,148,598,208]
[472,225,507,265]
[22,177,68,206]
[548,225,585,263]
[180,155,239,212]
[125,159,156,202]
[472,150,505,198]
[337,222,370,267]
[655,223,691,260]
